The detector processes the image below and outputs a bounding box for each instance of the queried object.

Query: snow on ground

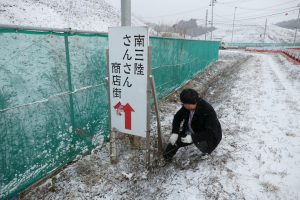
[200,51,300,199]
[22,50,300,200]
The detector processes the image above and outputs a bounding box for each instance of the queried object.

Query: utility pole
[210,0,216,40]
[205,9,208,40]
[121,0,131,26]
[231,6,237,43]
[263,18,267,43]
[293,4,300,45]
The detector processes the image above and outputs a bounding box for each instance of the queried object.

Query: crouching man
[163,88,222,162]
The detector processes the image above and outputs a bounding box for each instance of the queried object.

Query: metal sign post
[121,0,131,26]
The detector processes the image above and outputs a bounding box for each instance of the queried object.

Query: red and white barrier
[245,47,300,64]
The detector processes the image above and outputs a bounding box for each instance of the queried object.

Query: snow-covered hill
[0,0,295,43]
[0,0,145,32]
[197,23,296,43]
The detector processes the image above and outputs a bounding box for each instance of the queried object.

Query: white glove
[181,135,193,143]
[169,133,178,145]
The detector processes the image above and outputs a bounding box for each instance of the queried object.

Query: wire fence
[0,27,219,199]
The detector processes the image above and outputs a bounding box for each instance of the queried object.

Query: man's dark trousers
[163,134,209,161]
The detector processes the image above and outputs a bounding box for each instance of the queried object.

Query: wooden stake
[149,75,164,156]
[146,47,152,168]
[110,128,117,164]
[106,49,118,164]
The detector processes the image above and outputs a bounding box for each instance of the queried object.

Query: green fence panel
[225,42,300,48]
[151,37,219,98]
[0,32,76,199]
[0,30,219,199]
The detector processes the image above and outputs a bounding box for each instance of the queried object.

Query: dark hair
[180,89,199,104]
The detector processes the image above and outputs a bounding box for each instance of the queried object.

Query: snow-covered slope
[197,23,296,43]
[1,0,293,42]
[0,0,145,32]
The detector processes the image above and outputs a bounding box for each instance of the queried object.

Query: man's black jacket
[172,98,222,153]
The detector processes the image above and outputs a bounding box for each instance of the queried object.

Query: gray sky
[105,0,299,26]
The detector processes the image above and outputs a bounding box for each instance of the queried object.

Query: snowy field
[22,50,300,200]
[215,24,295,43]
[195,24,296,43]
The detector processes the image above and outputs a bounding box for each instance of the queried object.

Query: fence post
[64,36,76,134]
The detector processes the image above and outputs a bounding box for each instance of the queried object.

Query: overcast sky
[105,0,299,26]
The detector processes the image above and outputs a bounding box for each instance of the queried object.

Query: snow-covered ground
[22,50,300,200]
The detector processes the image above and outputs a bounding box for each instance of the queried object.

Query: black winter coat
[172,98,222,153]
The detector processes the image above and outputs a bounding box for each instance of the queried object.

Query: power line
[214,6,298,20]
[218,0,296,9]
[194,18,265,27]
[214,13,236,21]
[239,6,297,17]
[141,6,208,19]
[216,1,298,18]
[231,6,297,18]
[235,8,298,21]
[217,0,253,5]
[237,0,297,11]
[142,1,298,22]
[213,22,263,27]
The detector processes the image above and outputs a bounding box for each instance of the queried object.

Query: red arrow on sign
[123,103,135,130]
[114,101,123,116]
[114,101,122,110]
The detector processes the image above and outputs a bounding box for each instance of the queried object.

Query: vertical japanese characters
[108,27,148,136]
[111,34,145,99]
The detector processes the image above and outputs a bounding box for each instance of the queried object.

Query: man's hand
[169,133,178,145]
[181,135,192,143]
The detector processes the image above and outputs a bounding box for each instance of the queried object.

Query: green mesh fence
[0,29,219,199]
[151,37,219,98]
[225,42,300,49]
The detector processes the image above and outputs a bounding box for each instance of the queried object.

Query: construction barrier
[245,47,300,64]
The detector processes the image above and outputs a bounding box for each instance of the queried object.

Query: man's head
[180,89,199,110]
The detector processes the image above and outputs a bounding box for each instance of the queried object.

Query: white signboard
[108,26,149,137]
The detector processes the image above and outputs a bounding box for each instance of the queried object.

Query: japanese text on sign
[108,27,149,137]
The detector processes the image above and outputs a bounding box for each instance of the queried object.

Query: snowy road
[202,51,300,200]
[154,51,300,200]
[23,50,300,200]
